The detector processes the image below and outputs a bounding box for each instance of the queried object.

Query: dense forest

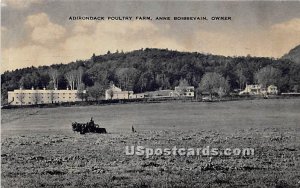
[2,48,300,103]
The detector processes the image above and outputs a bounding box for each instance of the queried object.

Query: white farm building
[105,84,145,100]
[239,84,278,95]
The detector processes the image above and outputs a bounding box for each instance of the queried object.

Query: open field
[1,99,300,187]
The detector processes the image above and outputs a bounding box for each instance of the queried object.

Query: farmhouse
[105,84,132,100]
[173,86,195,97]
[267,85,278,95]
[239,84,278,95]
[105,84,146,100]
[7,87,85,105]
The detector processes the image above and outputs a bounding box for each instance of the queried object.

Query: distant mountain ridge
[282,44,300,64]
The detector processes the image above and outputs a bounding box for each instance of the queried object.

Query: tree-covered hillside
[2,48,300,103]
[282,45,300,64]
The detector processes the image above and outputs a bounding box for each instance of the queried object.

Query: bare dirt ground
[1,99,300,187]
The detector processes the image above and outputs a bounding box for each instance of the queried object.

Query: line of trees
[200,72,230,99]
[2,48,300,103]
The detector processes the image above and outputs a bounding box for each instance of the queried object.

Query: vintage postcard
[1,0,300,187]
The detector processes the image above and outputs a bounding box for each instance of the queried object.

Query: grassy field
[1,99,300,187]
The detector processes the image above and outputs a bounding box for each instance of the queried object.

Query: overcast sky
[1,0,300,71]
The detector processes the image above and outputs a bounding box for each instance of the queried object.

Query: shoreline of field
[2,94,300,110]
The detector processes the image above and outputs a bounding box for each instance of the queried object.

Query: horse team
[72,118,107,134]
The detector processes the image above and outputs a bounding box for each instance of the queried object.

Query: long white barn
[8,88,85,105]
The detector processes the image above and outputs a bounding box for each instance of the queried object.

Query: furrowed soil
[1,99,300,187]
